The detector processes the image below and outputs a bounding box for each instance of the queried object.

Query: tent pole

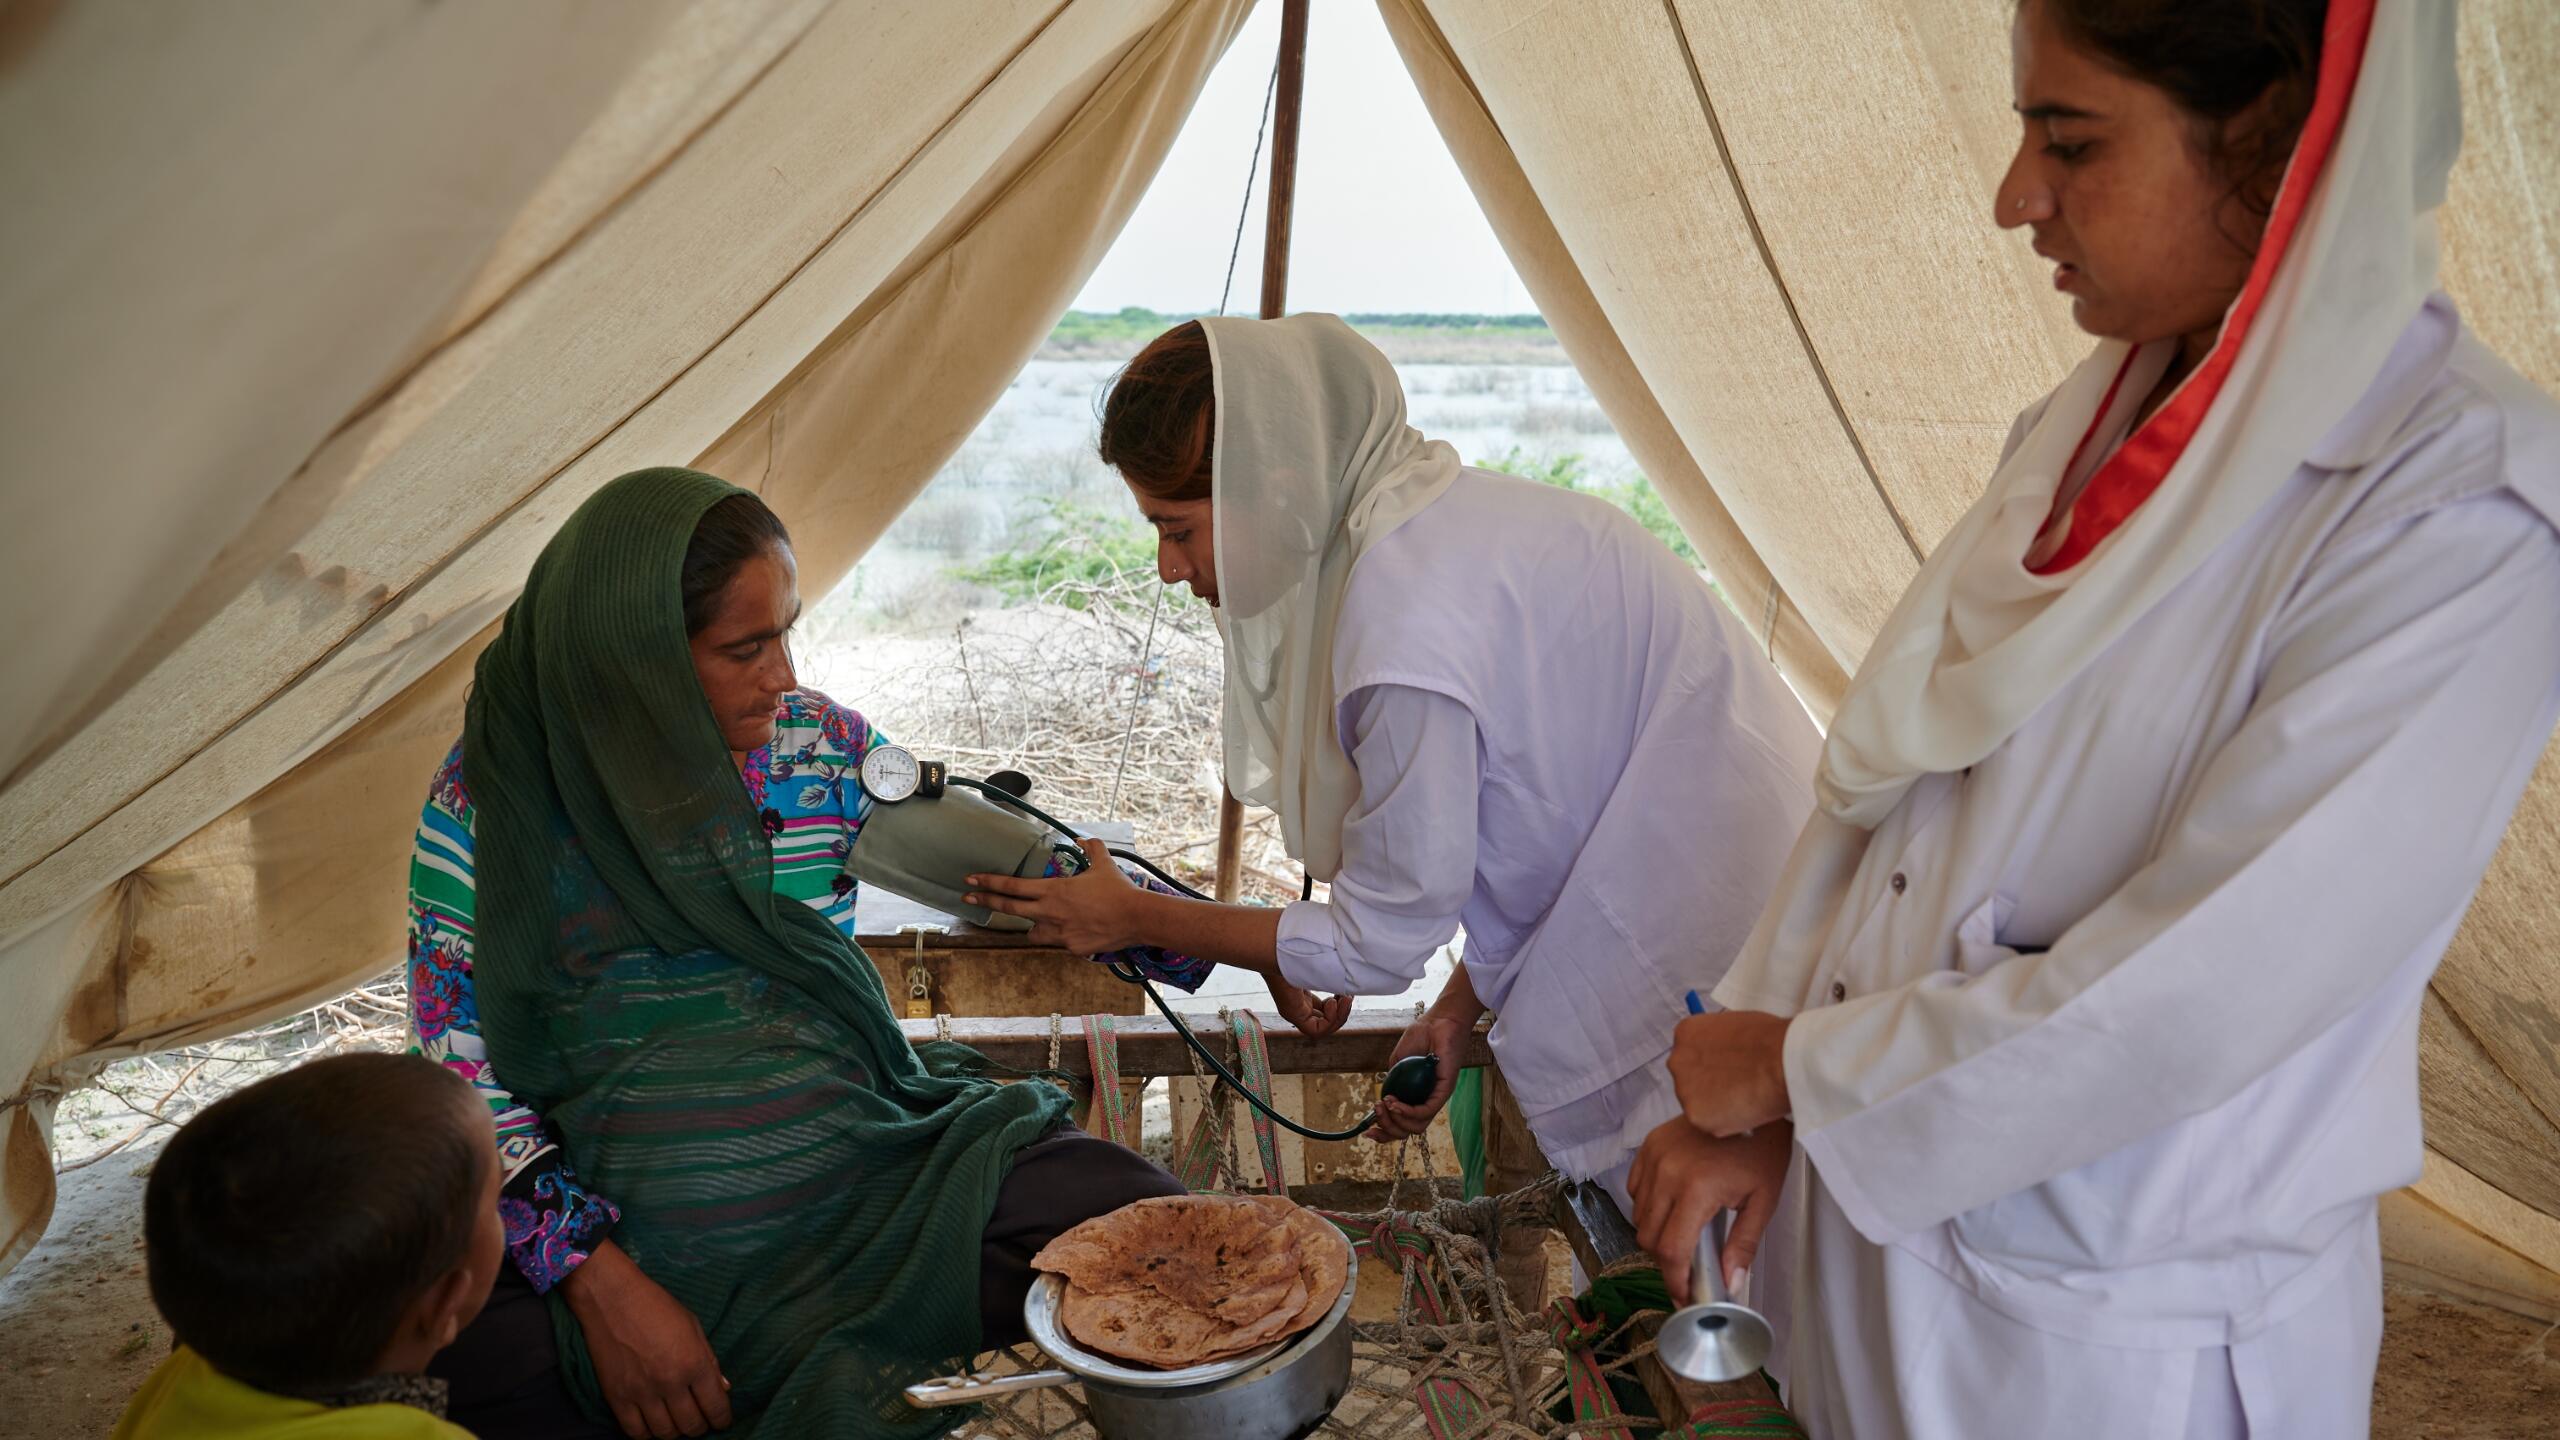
[1214,0,1311,904]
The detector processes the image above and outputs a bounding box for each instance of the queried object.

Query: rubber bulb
[1380,1054,1440,1107]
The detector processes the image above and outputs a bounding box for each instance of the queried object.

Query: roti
[1031,1194,1353,1369]
[1058,1286,1233,1368]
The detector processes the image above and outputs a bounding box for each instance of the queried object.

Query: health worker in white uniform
[967,314,1820,1205]
[1633,2,2560,1436]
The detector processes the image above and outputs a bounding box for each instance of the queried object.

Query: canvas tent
[2,0,2553,1319]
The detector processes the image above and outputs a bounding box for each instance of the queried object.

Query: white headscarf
[1201,314,1461,879]
[1739,0,2463,985]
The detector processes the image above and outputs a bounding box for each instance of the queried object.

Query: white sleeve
[1788,492,2560,1243]
[1274,684,1480,995]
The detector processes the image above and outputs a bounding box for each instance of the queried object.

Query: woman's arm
[407,752,619,1292]
[967,685,1482,992]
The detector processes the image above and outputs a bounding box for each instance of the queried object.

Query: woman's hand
[560,1239,732,1439]
[1368,1008,1469,1143]
[1628,1118,1793,1306]
[1666,1009,1792,1137]
[967,839,1146,955]
[1267,976,1353,1036]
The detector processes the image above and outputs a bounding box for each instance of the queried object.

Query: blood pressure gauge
[859,743,944,803]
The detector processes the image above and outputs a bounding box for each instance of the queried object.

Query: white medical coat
[1276,469,1821,1183]
[1715,299,2560,1436]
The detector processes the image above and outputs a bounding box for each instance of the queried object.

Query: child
[114,1052,506,1439]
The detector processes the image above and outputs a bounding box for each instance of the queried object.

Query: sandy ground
[5,1130,2550,1439]
[1,1135,172,1440]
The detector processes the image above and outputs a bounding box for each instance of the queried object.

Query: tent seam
[1656,0,1923,562]
[2428,979,2560,1150]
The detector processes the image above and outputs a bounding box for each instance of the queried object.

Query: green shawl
[464,468,1068,1436]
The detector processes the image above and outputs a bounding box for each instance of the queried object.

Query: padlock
[904,927,935,1019]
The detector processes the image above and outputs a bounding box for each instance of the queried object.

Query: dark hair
[2043,0,2327,223]
[681,491,793,635]
[144,1053,485,1390]
[1098,321,1216,503]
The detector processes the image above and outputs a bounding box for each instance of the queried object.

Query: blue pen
[1684,989,1706,1015]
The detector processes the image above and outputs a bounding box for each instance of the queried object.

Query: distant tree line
[1050,307,1554,345]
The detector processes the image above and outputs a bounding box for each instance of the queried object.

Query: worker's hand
[1666,1009,1792,1137]
[1369,1009,1467,1143]
[1267,977,1353,1037]
[1628,1117,1793,1307]
[560,1239,733,1439]
[967,839,1144,955]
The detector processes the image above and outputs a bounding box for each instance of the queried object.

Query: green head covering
[464,467,1066,1436]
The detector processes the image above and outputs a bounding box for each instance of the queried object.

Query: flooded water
[826,357,1639,620]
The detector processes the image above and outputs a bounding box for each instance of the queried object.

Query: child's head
[144,1052,504,1388]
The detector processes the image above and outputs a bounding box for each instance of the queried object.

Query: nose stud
[2014,197,2027,212]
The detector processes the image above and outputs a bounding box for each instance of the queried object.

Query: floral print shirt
[407,689,1208,1292]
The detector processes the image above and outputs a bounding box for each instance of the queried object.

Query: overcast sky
[1070,2,1534,316]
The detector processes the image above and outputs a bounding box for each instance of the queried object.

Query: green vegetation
[957,450,1706,611]
[1044,307,1561,362]
[960,499,1162,608]
[1479,447,1700,565]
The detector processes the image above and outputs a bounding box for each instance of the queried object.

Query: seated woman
[967,316,1822,1216]
[406,469,1185,1440]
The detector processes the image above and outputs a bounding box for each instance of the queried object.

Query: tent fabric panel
[0,0,1083,924]
[1416,0,1932,668]
[0,0,695,788]
[2411,0,2560,1237]
[2380,1184,2560,1322]
[2419,952,2560,1223]
[1377,0,1851,714]
[697,0,1260,605]
[1664,0,2080,554]
[2438,0,2557,396]
[0,0,1252,1276]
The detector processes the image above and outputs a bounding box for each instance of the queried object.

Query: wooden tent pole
[1214,0,1311,904]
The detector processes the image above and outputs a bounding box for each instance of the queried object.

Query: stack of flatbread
[1030,1195,1351,1369]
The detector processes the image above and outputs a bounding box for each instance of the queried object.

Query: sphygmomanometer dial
[860,744,946,802]
[861,744,922,802]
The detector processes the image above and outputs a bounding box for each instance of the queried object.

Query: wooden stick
[903,1010,1486,1078]
[1259,0,1312,323]
[1213,789,1247,902]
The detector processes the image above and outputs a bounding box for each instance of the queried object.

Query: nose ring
[2013,197,2027,212]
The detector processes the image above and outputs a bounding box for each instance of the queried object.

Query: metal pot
[906,1248,1357,1440]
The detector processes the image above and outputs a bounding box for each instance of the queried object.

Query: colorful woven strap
[1546,1294,1611,1353]
[1225,1009,1286,1194]
[1679,1401,1805,1437]
[1172,1086,1227,1192]
[1079,1014,1140,1151]
[1313,1210,1460,1325]
[1560,1346,1641,1438]
[1413,1374,1495,1440]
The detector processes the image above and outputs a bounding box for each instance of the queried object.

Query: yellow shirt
[112,1349,475,1440]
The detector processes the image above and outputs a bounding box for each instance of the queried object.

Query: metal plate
[1024,1228,1358,1391]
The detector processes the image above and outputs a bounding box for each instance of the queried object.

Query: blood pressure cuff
[846,786,1053,931]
